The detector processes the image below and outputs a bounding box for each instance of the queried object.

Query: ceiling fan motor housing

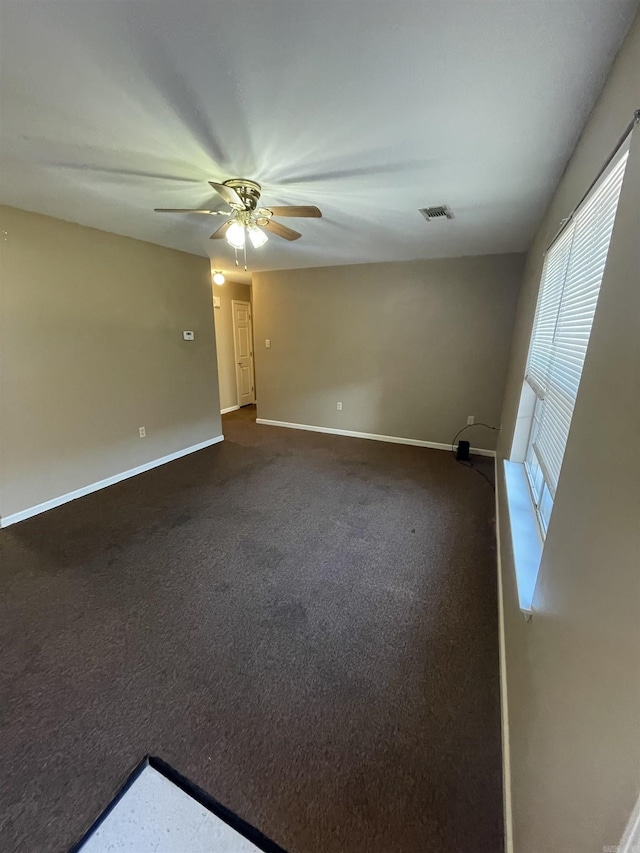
[223,178,262,210]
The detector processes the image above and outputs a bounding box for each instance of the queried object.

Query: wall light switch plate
[213,297,221,308]
[139,427,146,438]
[337,402,343,411]
[265,339,271,348]
[467,415,475,425]
[183,331,195,341]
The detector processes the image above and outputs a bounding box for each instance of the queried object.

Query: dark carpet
[0,406,502,853]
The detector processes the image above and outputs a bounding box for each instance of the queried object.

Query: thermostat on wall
[182,330,195,341]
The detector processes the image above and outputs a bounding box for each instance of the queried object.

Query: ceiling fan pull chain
[243,241,248,272]
[234,247,239,267]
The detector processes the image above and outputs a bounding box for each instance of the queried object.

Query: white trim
[220,405,240,415]
[0,435,224,528]
[619,792,640,853]
[255,418,496,456]
[495,459,514,853]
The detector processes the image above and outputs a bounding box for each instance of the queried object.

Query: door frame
[231,299,255,406]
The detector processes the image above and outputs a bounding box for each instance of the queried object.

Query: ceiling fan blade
[263,219,302,241]
[209,181,244,209]
[154,208,227,214]
[210,220,232,239]
[263,205,322,218]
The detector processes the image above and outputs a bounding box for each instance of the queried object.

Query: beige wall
[212,277,252,411]
[253,254,524,450]
[0,206,222,520]
[497,14,640,853]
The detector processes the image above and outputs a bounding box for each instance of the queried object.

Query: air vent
[419,205,454,222]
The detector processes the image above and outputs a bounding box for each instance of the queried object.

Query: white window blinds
[524,147,629,497]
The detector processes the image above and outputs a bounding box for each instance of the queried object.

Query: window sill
[503,461,543,615]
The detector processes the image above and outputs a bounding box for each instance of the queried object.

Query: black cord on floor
[456,459,495,488]
[450,423,500,489]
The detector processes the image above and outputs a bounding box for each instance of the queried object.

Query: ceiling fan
[154,179,322,262]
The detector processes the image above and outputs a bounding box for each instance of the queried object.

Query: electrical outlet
[265,339,271,348]
[182,331,194,341]
[337,402,343,411]
[467,415,475,425]
[139,427,146,438]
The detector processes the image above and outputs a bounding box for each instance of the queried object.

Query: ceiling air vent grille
[419,205,454,222]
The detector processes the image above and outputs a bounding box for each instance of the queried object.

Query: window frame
[523,388,553,537]
[518,136,631,539]
[504,127,633,614]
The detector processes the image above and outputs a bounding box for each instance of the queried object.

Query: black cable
[450,422,499,454]
[457,459,495,488]
[450,422,500,488]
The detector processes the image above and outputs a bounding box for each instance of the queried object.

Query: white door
[232,300,255,407]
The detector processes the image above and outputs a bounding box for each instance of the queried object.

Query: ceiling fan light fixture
[154,179,323,262]
[248,225,268,248]
[212,271,225,286]
[226,220,245,249]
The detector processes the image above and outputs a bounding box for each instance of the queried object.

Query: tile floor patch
[78,766,262,852]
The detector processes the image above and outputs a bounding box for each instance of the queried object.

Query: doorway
[232,299,255,407]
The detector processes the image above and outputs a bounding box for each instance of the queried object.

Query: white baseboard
[220,405,240,415]
[495,459,514,853]
[0,435,225,528]
[255,418,496,457]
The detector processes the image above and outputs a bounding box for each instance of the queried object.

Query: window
[522,143,630,537]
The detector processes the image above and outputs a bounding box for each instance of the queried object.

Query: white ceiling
[0,1,637,283]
